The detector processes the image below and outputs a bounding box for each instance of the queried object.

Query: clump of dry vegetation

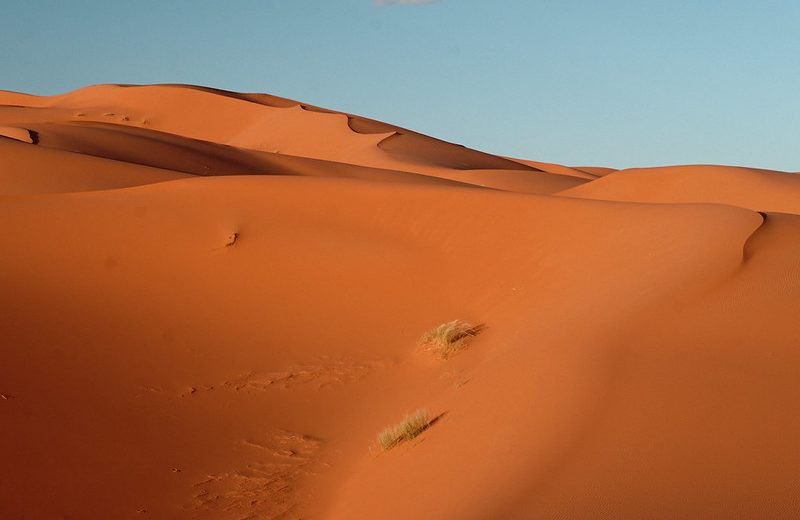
[377,409,430,451]
[418,320,481,359]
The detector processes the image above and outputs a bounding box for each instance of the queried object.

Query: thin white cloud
[374,0,439,6]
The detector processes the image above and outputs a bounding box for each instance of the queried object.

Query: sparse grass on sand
[377,409,430,451]
[418,320,480,359]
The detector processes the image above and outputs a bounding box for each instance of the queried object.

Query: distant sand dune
[560,164,800,214]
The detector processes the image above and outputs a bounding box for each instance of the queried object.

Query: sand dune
[1,84,538,177]
[2,85,799,519]
[560,164,800,215]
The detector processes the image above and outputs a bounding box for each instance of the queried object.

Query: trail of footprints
[134,358,373,516]
[189,430,322,519]
[180,356,375,398]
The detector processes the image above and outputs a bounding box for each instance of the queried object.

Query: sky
[1,0,799,170]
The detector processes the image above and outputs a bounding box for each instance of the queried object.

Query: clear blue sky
[2,0,799,170]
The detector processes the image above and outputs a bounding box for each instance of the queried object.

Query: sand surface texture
[2,84,799,519]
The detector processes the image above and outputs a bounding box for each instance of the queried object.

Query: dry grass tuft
[418,320,481,359]
[377,409,430,451]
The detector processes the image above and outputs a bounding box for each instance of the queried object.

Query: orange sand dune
[20,121,467,187]
[2,85,799,519]
[1,84,536,178]
[560,164,800,214]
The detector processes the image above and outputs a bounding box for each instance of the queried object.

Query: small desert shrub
[377,409,430,450]
[418,320,480,359]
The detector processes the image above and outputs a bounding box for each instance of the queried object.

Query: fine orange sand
[2,84,799,519]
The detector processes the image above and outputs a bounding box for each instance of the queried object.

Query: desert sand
[1,84,799,519]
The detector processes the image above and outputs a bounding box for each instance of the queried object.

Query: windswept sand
[2,85,800,519]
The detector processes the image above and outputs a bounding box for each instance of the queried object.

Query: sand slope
[2,85,800,519]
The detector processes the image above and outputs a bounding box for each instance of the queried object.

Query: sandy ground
[2,84,799,519]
